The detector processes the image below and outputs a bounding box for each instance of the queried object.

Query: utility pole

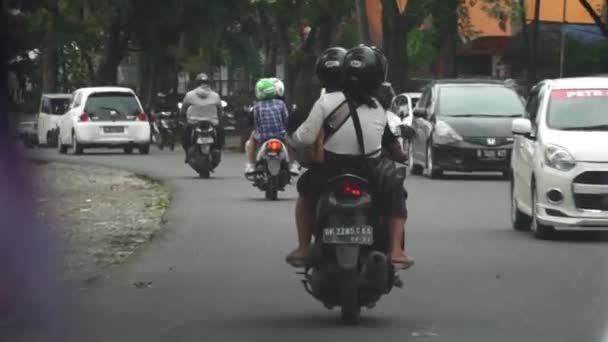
[559,0,568,77]
[530,0,541,86]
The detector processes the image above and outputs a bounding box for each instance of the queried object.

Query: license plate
[104,126,124,133]
[477,149,507,160]
[197,137,214,144]
[322,226,374,245]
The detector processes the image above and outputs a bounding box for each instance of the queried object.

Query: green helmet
[255,78,277,100]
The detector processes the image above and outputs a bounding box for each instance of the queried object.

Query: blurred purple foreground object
[0,133,62,337]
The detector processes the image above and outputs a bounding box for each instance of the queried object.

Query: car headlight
[432,120,463,145]
[544,144,576,171]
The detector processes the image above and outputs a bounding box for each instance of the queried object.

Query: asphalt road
[11,147,608,342]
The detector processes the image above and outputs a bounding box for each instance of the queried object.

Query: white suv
[510,77,608,239]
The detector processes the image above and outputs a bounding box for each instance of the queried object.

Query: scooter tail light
[341,179,362,197]
[267,140,282,151]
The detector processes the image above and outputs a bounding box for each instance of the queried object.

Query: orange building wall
[365,0,514,46]
[462,2,512,38]
[524,0,605,24]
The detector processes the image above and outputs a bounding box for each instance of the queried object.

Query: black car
[409,79,525,178]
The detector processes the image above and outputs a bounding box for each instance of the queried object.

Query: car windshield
[85,92,141,120]
[437,85,524,117]
[50,98,70,115]
[547,89,608,130]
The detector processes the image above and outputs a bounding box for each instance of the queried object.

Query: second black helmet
[316,47,348,90]
[342,45,386,95]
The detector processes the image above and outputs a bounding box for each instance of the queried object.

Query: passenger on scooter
[286,45,414,269]
[244,78,299,176]
[179,73,224,163]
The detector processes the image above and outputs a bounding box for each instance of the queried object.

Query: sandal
[391,256,415,270]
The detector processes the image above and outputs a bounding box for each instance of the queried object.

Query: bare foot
[285,246,310,267]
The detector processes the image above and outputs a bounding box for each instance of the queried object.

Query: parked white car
[510,77,608,239]
[57,87,151,155]
[37,93,72,147]
[390,92,421,126]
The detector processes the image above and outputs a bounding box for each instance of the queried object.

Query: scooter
[187,119,221,178]
[387,109,416,161]
[151,111,177,151]
[299,173,405,325]
[246,138,292,200]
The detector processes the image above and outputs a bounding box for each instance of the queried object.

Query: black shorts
[297,152,408,218]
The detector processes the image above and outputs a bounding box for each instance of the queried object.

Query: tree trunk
[42,1,58,93]
[95,14,130,85]
[355,0,371,44]
[441,1,459,78]
[381,0,411,93]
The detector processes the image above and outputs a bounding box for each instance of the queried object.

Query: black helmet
[342,45,386,95]
[376,82,395,110]
[194,73,210,86]
[370,46,388,81]
[316,47,347,90]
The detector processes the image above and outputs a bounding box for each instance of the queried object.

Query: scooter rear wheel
[339,269,360,326]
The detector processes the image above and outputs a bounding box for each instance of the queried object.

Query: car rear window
[84,92,141,121]
[410,97,420,108]
[437,85,524,117]
[50,98,71,115]
[547,89,608,130]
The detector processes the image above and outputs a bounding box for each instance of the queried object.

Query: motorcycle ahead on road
[387,109,416,163]
[299,173,404,325]
[186,118,222,179]
[246,138,292,200]
[151,111,177,151]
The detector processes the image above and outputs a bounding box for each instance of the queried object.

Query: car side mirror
[413,108,427,118]
[512,118,532,137]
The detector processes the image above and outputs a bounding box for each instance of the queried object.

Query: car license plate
[322,226,374,245]
[197,137,214,144]
[477,149,507,160]
[104,126,124,133]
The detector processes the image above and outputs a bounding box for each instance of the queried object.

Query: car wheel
[408,143,423,175]
[426,143,443,179]
[124,146,134,154]
[47,132,57,148]
[531,184,555,240]
[57,131,68,154]
[511,178,532,231]
[71,132,83,155]
[138,144,150,155]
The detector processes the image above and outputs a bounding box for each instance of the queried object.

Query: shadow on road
[407,173,507,182]
[550,231,608,242]
[513,229,608,242]
[232,197,296,202]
